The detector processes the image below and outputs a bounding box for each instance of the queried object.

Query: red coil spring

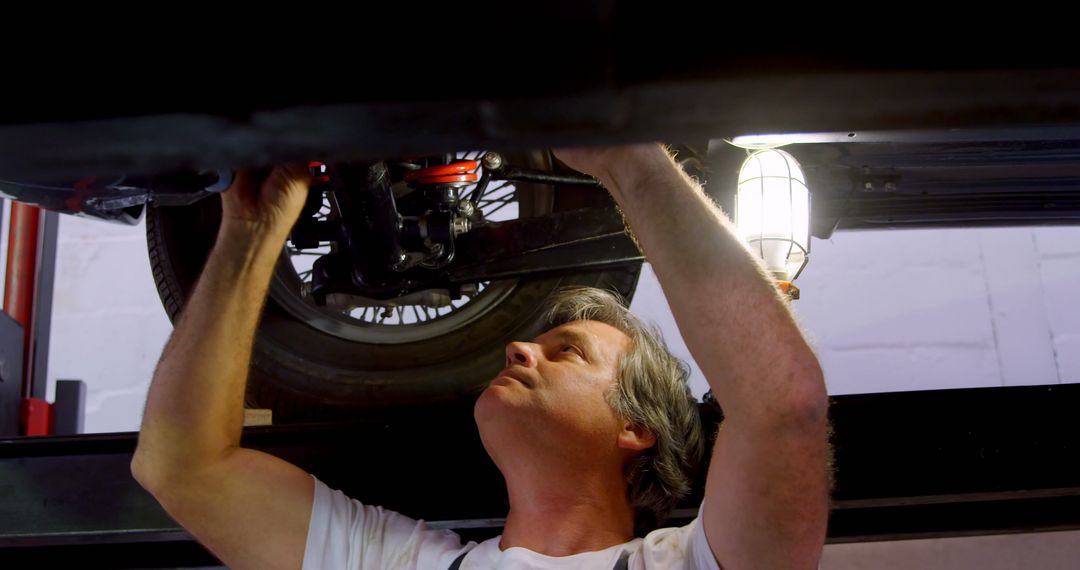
[402,160,480,185]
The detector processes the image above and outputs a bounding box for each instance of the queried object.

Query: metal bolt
[482,152,504,170]
[863,181,874,192]
[452,217,472,236]
[457,200,476,218]
[884,181,897,192]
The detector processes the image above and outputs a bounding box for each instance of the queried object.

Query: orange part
[410,174,479,185]
[403,160,479,183]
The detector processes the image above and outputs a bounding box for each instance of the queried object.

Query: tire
[147,154,641,422]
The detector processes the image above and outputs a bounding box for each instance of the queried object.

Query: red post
[19,398,51,435]
[5,201,50,435]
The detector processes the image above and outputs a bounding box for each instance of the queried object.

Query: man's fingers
[225,169,255,194]
[262,164,314,195]
[226,167,276,196]
[279,163,316,185]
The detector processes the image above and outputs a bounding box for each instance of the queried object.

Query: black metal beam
[449,207,644,283]
[817,191,1080,231]
[3,67,1080,181]
[0,311,23,437]
[702,134,1080,236]
[29,210,59,401]
[824,384,1080,542]
[1,384,1078,566]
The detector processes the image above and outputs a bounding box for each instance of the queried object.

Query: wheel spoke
[480,197,514,209]
[282,151,534,331]
[480,189,515,200]
[484,199,516,217]
[479,195,516,207]
[480,181,512,197]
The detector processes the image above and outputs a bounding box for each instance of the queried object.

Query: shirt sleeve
[687,503,723,570]
[303,475,471,570]
[639,503,722,570]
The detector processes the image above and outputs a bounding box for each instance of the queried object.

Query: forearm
[133,222,287,479]
[599,145,826,424]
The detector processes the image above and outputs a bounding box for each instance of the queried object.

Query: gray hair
[543,286,705,535]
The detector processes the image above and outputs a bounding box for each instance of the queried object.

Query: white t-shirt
[303,476,722,570]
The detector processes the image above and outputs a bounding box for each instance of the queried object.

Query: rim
[269,150,552,344]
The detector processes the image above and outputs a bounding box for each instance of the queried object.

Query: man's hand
[554,147,623,179]
[554,145,669,203]
[553,145,649,183]
[220,164,312,238]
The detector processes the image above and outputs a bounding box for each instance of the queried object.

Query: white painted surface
[41,213,1080,432]
[46,215,171,433]
[780,227,1079,395]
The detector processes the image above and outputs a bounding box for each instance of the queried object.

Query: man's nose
[505,341,539,368]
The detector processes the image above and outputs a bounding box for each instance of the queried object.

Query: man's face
[474,320,633,460]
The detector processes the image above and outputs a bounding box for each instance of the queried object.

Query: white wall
[631,226,1079,399]
[793,226,1079,393]
[43,217,1080,433]
[46,215,172,433]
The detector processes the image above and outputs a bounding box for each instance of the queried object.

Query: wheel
[147,151,641,422]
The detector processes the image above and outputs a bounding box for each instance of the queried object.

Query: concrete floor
[822,530,1080,570]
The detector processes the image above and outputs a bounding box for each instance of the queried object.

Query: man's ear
[617,421,657,452]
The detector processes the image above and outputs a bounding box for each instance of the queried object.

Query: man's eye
[562,346,581,356]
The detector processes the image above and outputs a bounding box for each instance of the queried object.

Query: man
[131,145,830,569]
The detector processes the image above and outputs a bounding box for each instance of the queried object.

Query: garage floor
[822,529,1080,570]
